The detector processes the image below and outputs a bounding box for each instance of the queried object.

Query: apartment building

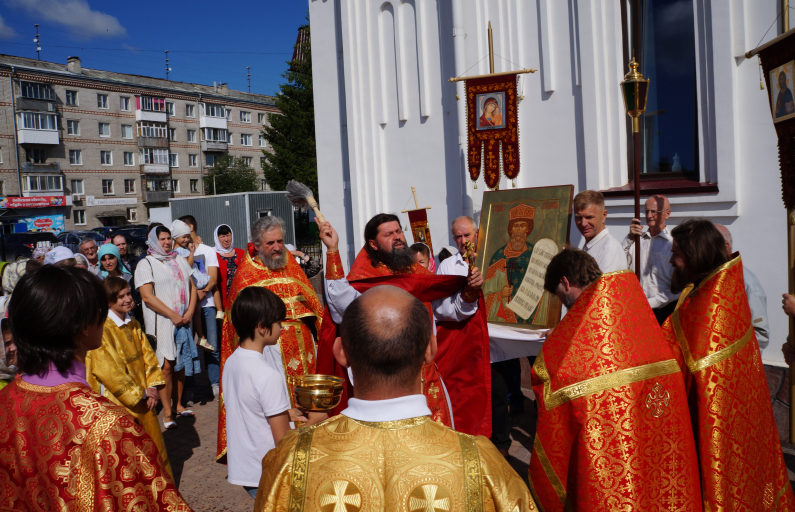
[0,54,278,232]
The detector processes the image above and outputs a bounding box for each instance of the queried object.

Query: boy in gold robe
[86,276,171,478]
[254,286,536,512]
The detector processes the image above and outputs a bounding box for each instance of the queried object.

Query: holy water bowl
[290,375,344,412]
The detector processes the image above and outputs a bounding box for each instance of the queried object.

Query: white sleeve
[258,368,291,417]
[600,239,630,273]
[432,259,478,322]
[200,245,219,268]
[325,277,361,324]
[134,258,154,288]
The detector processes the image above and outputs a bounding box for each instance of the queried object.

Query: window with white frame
[140,96,165,112]
[65,90,78,106]
[203,128,227,141]
[69,150,82,165]
[124,179,135,194]
[227,132,233,145]
[190,179,199,193]
[206,154,220,167]
[260,179,268,191]
[138,121,167,138]
[186,104,195,117]
[188,154,197,167]
[0,150,3,165]
[124,152,134,166]
[201,103,225,117]
[26,148,47,163]
[73,210,86,225]
[240,111,251,123]
[120,97,130,111]
[126,208,137,222]
[98,122,110,137]
[168,128,176,141]
[0,181,5,196]
[121,124,132,139]
[258,113,265,124]
[18,112,56,130]
[102,179,114,195]
[66,120,79,135]
[165,101,175,116]
[24,175,62,192]
[259,134,266,147]
[169,153,178,167]
[71,179,84,195]
[100,151,112,165]
[225,109,232,120]
[187,129,196,142]
[241,156,253,166]
[20,81,55,101]
[97,94,108,109]
[139,148,168,164]
[241,134,252,146]
[260,157,266,169]
[171,179,180,193]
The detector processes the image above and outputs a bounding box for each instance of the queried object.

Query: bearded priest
[529,249,701,511]
[664,220,795,510]
[216,216,326,463]
[316,214,493,437]
[254,286,536,512]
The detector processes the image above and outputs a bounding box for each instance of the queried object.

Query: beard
[259,248,288,270]
[670,265,690,294]
[510,232,527,251]
[558,289,578,309]
[377,240,417,270]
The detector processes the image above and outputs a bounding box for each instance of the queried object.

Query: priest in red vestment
[529,249,702,511]
[216,216,325,463]
[316,214,493,437]
[0,266,189,511]
[663,219,795,510]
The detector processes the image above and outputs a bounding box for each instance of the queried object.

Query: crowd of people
[0,193,792,511]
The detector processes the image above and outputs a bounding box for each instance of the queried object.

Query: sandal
[164,421,178,430]
[178,410,195,417]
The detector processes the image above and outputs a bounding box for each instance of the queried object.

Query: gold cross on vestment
[427,383,440,399]
[409,484,452,512]
[319,480,362,512]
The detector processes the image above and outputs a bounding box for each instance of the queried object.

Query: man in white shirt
[178,215,221,397]
[574,190,628,273]
[623,195,679,324]
[79,238,101,276]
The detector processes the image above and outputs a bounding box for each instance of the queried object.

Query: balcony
[201,141,228,151]
[138,137,169,148]
[17,128,59,145]
[17,98,56,112]
[136,110,167,123]
[140,164,169,175]
[22,161,60,174]
[199,116,227,129]
[144,190,172,203]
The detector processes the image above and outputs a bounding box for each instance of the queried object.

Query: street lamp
[620,57,650,281]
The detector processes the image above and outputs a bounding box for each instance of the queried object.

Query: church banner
[474,185,574,330]
[407,208,433,252]
[466,73,520,189]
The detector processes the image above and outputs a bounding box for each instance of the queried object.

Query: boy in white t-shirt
[223,286,325,498]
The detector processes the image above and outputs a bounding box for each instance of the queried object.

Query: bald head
[340,286,432,392]
[714,224,732,253]
[451,216,478,254]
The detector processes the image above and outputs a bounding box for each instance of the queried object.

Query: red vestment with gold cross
[0,380,190,511]
[529,270,702,511]
[216,246,324,463]
[317,249,492,437]
[662,254,795,511]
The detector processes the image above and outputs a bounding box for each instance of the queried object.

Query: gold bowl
[290,374,344,412]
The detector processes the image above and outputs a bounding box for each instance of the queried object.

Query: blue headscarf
[98,243,131,277]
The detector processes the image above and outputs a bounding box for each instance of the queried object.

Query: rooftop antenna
[247,66,251,93]
[165,50,171,80]
[33,24,40,60]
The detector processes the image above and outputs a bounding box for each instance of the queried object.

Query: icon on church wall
[770,61,795,123]
[474,185,574,330]
[477,92,505,130]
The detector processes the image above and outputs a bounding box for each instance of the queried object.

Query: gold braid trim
[288,427,316,512]
[672,312,753,373]
[532,436,568,508]
[348,416,431,431]
[534,352,680,410]
[457,433,484,512]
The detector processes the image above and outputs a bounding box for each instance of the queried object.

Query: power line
[0,41,290,55]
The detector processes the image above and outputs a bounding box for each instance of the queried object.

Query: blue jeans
[201,306,220,386]
[243,486,258,499]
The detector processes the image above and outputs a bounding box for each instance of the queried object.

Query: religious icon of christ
[478,96,504,129]
[482,203,548,324]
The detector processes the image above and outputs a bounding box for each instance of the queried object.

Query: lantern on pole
[620,57,650,281]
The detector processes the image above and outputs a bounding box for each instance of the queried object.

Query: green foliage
[261,24,318,198]
[203,155,259,195]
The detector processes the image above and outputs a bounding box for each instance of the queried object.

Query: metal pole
[247,67,251,93]
[633,118,641,281]
[34,25,40,60]
[487,22,495,74]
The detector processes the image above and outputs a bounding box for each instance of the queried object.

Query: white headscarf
[170,220,191,241]
[214,224,235,256]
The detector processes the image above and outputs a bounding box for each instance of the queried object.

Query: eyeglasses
[643,209,670,215]
[83,246,97,252]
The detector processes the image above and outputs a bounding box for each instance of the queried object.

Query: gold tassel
[512,179,516,188]
[456,94,460,100]
[519,94,524,100]
[474,182,478,189]
[761,80,765,90]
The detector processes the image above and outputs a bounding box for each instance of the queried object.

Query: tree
[261,24,318,198]
[203,156,259,195]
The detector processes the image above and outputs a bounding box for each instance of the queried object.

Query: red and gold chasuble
[0,380,190,511]
[662,255,795,511]
[216,246,324,463]
[318,250,492,437]
[529,270,702,512]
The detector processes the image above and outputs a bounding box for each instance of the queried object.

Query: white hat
[43,246,75,265]
[170,220,191,240]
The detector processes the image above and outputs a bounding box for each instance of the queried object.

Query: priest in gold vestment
[85,276,171,478]
[529,249,702,511]
[255,286,535,512]
[663,220,795,510]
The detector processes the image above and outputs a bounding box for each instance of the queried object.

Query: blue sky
[0,0,308,97]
